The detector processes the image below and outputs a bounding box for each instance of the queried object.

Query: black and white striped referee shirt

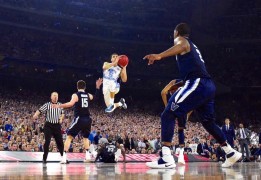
[39,102,64,124]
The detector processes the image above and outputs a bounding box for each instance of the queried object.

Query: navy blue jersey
[105,142,117,154]
[176,38,210,80]
[74,92,90,117]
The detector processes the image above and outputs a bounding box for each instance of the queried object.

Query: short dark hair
[77,80,86,90]
[111,53,118,59]
[175,23,190,37]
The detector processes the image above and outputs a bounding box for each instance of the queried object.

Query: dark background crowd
[0,0,260,162]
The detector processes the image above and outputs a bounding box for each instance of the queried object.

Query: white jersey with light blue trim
[103,65,122,83]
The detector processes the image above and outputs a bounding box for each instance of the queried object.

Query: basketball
[118,55,129,67]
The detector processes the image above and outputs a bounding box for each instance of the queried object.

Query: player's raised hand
[143,54,161,65]
[96,78,103,89]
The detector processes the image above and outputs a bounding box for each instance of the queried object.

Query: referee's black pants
[43,122,64,161]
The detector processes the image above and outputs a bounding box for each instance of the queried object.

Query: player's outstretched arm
[143,37,187,65]
[161,80,177,107]
[120,66,127,82]
[53,94,78,109]
[89,78,103,101]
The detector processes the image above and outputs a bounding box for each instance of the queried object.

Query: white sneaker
[115,149,122,162]
[178,150,185,165]
[84,151,91,162]
[89,144,98,159]
[221,144,242,168]
[146,147,176,169]
[91,150,98,159]
[60,154,69,164]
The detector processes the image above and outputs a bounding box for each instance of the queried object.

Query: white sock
[118,102,123,106]
[179,148,184,155]
[110,98,114,105]
[162,146,171,156]
[222,143,233,154]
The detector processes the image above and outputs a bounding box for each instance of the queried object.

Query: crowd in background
[0,89,260,162]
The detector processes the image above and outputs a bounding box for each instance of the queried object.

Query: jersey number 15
[82,98,88,108]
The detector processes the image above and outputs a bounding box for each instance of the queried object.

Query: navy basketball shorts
[166,78,216,123]
[67,116,92,138]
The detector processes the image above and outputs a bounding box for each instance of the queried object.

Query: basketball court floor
[0,162,260,180]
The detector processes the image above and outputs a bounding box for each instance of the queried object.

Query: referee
[33,92,64,163]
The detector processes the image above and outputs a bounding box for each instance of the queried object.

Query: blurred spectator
[99,134,108,144]
[94,132,101,145]
[184,143,192,154]
[154,137,161,152]
[221,118,235,148]
[211,143,225,162]
[236,123,251,162]
[197,139,210,158]
[124,135,135,151]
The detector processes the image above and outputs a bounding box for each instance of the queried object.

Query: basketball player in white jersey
[103,53,127,113]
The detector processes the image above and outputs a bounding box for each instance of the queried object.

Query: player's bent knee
[161,109,175,121]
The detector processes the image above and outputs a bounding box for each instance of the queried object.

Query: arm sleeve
[39,103,48,113]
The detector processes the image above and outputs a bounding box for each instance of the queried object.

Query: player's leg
[146,87,186,168]
[43,123,52,163]
[105,83,126,113]
[83,138,92,162]
[60,135,73,164]
[186,111,193,121]
[115,143,126,162]
[146,78,212,168]
[52,124,64,160]
[120,145,126,162]
[177,117,186,165]
[196,79,241,167]
[103,85,111,107]
[61,117,80,164]
[64,135,73,154]
[81,117,93,162]
[113,85,127,109]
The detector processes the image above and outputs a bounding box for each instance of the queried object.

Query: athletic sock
[110,98,114,105]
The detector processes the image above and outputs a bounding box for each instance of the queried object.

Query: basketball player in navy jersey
[95,135,125,163]
[144,23,241,168]
[52,78,102,163]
